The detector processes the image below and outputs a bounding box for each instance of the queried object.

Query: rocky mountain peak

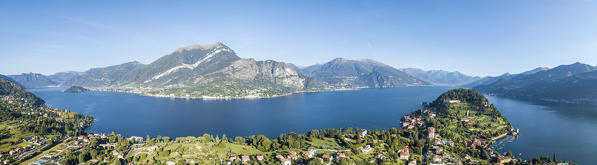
[175,42,228,53]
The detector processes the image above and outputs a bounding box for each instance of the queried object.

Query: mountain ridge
[60,43,316,98]
[399,68,481,86]
[299,58,429,88]
[473,62,597,104]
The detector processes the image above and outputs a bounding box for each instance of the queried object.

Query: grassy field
[306,137,343,150]
[0,123,37,153]
[131,136,269,164]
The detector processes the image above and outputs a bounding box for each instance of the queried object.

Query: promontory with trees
[0,76,574,165]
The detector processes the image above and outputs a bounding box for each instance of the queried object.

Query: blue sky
[1,0,597,76]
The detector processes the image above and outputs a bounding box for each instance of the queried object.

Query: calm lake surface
[29,87,597,163]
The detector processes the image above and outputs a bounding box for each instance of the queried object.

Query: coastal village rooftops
[280,158,291,165]
[256,155,264,161]
[361,145,373,153]
[129,136,144,142]
[302,152,312,158]
[289,154,298,159]
[399,146,409,152]
[428,127,435,132]
[322,154,332,160]
[400,151,410,160]
[375,153,386,159]
[358,129,368,137]
[241,155,250,162]
[276,154,284,160]
[229,154,238,160]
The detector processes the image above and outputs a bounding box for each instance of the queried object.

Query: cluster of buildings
[3,137,49,165]
[402,114,423,129]
[397,146,412,162]
[508,126,520,136]
[227,154,260,165]
[8,146,27,156]
[234,150,352,165]
[460,118,475,125]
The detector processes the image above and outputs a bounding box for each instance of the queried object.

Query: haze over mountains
[57,42,316,98]
[5,42,597,104]
[398,68,481,86]
[473,62,597,104]
[298,58,428,88]
[462,67,549,88]
[5,42,471,98]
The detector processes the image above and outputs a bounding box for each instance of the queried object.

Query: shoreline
[76,87,370,100]
[33,85,446,100]
[71,84,444,100]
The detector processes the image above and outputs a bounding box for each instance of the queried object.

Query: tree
[251,135,272,151]
[234,136,245,144]
[506,150,512,157]
[482,150,490,160]
[222,134,228,143]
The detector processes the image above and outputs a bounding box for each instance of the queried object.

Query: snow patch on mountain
[147,48,232,82]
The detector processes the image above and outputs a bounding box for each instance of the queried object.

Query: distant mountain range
[58,42,316,98]
[473,62,597,104]
[463,67,549,88]
[5,71,82,88]
[9,42,596,103]
[7,73,59,88]
[398,68,480,86]
[6,43,445,98]
[298,58,428,88]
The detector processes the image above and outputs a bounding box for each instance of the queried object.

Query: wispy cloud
[0,29,92,41]
[31,44,68,53]
[366,41,378,59]
[64,17,118,32]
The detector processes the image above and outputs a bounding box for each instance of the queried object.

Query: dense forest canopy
[432,88,488,106]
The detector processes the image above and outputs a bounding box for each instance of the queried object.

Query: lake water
[487,96,597,164]
[29,87,597,163]
[29,87,451,138]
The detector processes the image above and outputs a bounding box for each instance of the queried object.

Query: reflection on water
[28,86,452,138]
[488,96,597,164]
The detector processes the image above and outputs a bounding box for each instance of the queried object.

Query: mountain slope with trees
[61,42,318,98]
[6,73,58,89]
[0,77,93,164]
[473,62,597,104]
[300,58,429,88]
